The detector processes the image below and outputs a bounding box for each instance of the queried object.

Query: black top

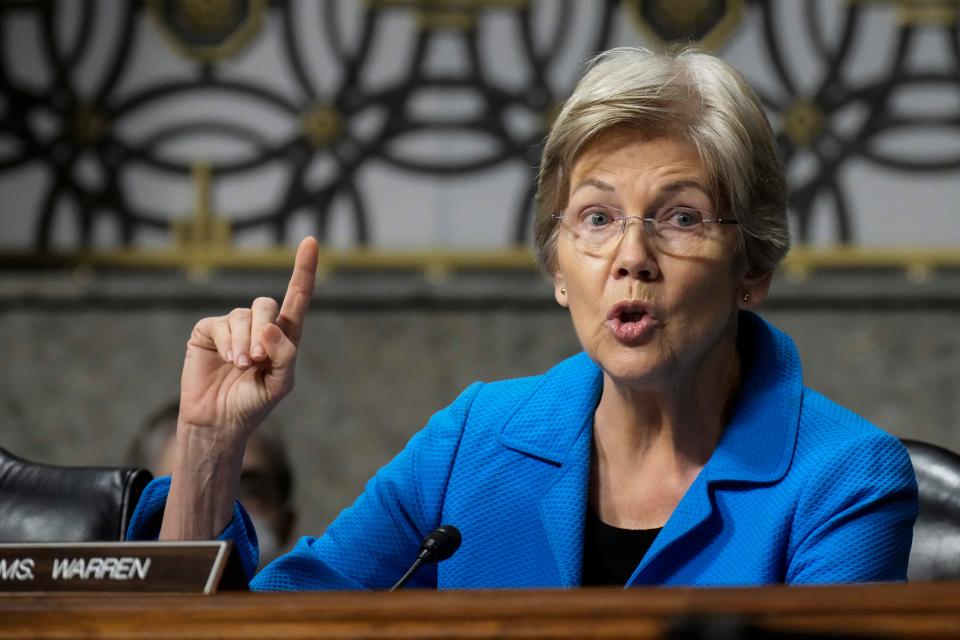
[581,509,662,586]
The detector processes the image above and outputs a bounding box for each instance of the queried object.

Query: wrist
[159,425,247,541]
[175,420,247,463]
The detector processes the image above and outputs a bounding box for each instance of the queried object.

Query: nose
[612,218,659,281]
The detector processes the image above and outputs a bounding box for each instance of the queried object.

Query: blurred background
[2,0,959,543]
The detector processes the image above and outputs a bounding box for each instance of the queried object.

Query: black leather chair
[902,439,960,581]
[0,447,152,542]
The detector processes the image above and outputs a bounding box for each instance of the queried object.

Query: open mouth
[606,301,658,344]
[608,300,653,322]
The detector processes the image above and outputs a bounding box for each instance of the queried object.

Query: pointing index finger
[277,236,319,345]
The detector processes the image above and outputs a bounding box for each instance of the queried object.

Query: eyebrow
[659,180,711,197]
[570,178,711,198]
[570,178,615,194]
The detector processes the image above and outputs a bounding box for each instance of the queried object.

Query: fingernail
[251,344,264,359]
[237,354,251,367]
[226,350,234,362]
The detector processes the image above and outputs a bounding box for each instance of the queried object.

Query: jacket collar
[496,351,602,466]
[496,351,601,587]
[497,311,802,484]
[701,311,803,485]
[496,312,804,586]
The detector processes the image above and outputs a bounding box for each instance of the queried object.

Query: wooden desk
[2,582,959,639]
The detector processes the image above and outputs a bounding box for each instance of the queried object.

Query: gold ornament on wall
[70,107,108,147]
[181,0,238,32]
[149,0,267,63]
[171,162,233,251]
[369,0,528,31]
[301,104,344,150]
[783,99,826,148]
[625,0,744,51]
[852,0,960,26]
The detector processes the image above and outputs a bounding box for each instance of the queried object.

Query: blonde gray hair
[534,46,789,275]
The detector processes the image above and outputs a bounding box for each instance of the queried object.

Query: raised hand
[160,237,319,541]
[178,237,319,440]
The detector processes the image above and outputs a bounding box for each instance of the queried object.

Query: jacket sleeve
[250,381,482,591]
[125,476,261,579]
[126,382,481,590]
[786,431,919,584]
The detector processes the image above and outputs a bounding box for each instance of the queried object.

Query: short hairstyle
[534,46,789,276]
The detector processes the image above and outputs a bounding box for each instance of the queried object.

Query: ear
[739,270,773,309]
[553,268,569,308]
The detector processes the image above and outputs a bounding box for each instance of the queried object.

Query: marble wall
[2,270,958,541]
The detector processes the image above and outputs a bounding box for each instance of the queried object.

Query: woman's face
[553,130,770,389]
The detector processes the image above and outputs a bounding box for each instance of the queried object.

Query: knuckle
[192,317,216,335]
[253,296,278,309]
[228,307,250,321]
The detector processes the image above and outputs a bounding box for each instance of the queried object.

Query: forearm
[159,422,246,540]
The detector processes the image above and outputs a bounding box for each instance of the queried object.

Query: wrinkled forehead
[565,130,714,204]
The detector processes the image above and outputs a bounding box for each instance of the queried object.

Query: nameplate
[0,541,247,594]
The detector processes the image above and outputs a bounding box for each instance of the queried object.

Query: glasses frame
[552,205,738,255]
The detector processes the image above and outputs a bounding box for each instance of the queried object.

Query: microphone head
[419,525,461,562]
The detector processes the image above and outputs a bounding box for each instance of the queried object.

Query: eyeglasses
[553,205,737,257]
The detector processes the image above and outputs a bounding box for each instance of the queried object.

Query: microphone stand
[390,549,429,592]
[390,525,461,592]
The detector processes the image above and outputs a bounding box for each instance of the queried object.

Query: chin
[592,342,675,389]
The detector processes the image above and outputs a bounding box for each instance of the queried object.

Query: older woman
[129,47,917,588]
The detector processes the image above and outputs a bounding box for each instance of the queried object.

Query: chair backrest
[901,439,960,581]
[0,447,153,542]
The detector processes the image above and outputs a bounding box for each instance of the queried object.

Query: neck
[593,326,742,472]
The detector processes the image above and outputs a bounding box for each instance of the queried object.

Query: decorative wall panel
[1,0,958,270]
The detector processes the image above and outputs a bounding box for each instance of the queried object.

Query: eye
[582,207,614,227]
[663,207,703,228]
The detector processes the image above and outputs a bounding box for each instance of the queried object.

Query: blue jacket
[129,312,918,589]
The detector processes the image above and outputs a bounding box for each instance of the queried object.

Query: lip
[605,299,659,345]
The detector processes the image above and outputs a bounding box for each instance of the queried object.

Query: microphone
[389,525,461,591]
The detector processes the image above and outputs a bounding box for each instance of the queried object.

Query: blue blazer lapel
[538,425,592,587]
[703,312,803,485]
[629,471,713,583]
[497,352,602,587]
[630,312,804,584]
